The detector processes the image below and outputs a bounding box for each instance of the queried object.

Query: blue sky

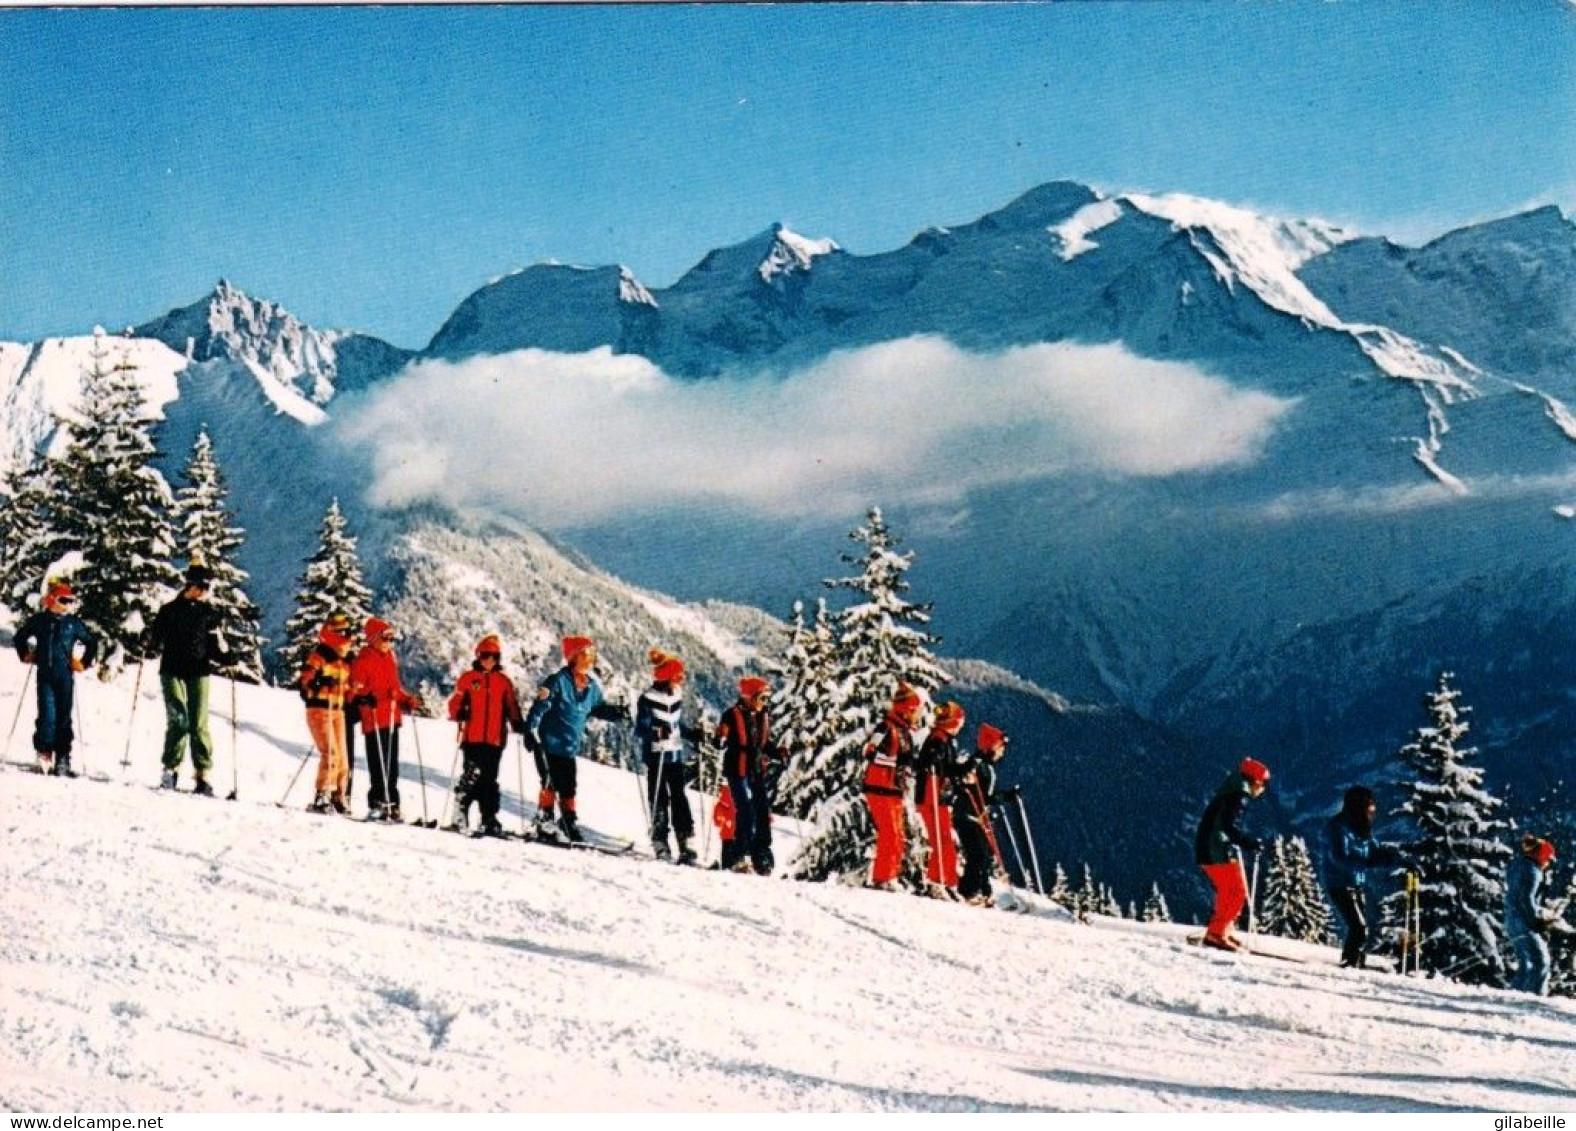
[3,2,1572,348]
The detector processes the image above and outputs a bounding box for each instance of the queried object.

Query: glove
[523,731,542,754]
[681,723,706,745]
[70,657,86,673]
[652,722,671,741]
[20,650,34,664]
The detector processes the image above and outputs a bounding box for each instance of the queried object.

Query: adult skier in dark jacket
[146,564,232,793]
[1194,758,1270,951]
[524,636,628,843]
[1505,836,1562,996]
[717,676,779,874]
[14,581,98,776]
[1323,785,1409,968]
[953,723,1009,905]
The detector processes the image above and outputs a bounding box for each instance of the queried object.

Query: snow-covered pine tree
[1048,862,1074,911]
[0,454,68,619]
[789,507,950,883]
[1097,883,1122,918]
[49,337,178,666]
[174,430,266,681]
[1260,836,1335,944]
[278,498,374,679]
[1385,673,1512,986]
[1073,863,1099,923]
[771,599,838,818]
[1142,883,1172,923]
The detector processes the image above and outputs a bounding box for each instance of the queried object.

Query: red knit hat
[364,618,393,645]
[475,634,502,658]
[318,623,350,652]
[45,581,75,608]
[738,676,770,701]
[649,648,685,683]
[978,723,1007,752]
[933,701,966,732]
[1239,758,1271,787]
[562,636,594,663]
[1531,838,1558,867]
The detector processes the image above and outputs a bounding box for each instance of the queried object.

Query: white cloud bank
[336,337,1296,526]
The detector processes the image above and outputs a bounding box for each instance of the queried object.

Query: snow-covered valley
[1,664,1572,1113]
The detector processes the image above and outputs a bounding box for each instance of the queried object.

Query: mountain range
[3,179,1573,905]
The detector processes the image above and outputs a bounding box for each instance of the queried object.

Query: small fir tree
[1048,862,1074,910]
[771,599,839,819]
[279,498,374,678]
[1142,883,1172,923]
[1385,673,1512,985]
[1260,836,1335,944]
[49,337,178,666]
[174,430,266,681]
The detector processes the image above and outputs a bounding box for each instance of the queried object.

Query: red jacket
[349,648,416,733]
[863,713,916,797]
[447,666,524,748]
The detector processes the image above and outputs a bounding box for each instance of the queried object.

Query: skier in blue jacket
[523,636,629,843]
[1505,836,1562,996]
[13,581,98,777]
[1323,785,1410,968]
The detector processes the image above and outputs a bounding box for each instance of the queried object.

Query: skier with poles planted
[1193,758,1270,952]
[446,634,525,837]
[1322,785,1412,969]
[717,675,780,874]
[145,563,232,794]
[954,722,1010,907]
[524,636,629,844]
[914,700,966,900]
[635,650,704,863]
[349,617,419,822]
[1505,835,1565,996]
[299,616,354,814]
[13,580,97,777]
[862,683,924,891]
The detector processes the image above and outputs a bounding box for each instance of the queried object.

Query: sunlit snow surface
[2,665,1572,1112]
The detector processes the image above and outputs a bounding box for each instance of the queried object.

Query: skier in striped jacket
[635,650,705,863]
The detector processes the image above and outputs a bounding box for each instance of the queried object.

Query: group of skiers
[13,570,1569,981]
[1193,758,1569,995]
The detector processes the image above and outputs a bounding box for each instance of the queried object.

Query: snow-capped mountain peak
[618,266,659,308]
[757,224,840,283]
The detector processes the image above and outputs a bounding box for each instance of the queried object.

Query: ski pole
[1247,850,1261,941]
[967,781,1018,904]
[121,660,145,772]
[1012,790,1044,895]
[6,664,34,764]
[409,715,435,828]
[516,734,530,836]
[698,752,713,867]
[1403,871,1419,975]
[227,676,239,801]
[74,691,88,777]
[275,741,315,808]
[1411,873,1423,976]
[441,728,463,829]
[995,802,1029,889]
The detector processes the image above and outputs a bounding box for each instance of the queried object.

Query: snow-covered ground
[2,665,1573,1113]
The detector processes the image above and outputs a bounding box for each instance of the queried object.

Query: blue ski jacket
[1504,854,1548,935]
[15,610,98,682]
[1323,813,1406,891]
[526,667,625,759]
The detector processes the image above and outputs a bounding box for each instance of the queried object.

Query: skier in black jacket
[953,723,1009,905]
[145,564,232,793]
[14,581,98,776]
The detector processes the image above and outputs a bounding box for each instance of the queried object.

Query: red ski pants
[866,791,906,885]
[919,778,958,887]
[1202,860,1248,939]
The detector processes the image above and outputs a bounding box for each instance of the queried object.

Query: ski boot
[478,818,505,838]
[558,811,584,844]
[35,750,54,775]
[652,840,673,863]
[365,804,386,822]
[386,804,402,823]
[532,810,562,843]
[192,777,215,798]
[52,754,78,779]
[160,768,178,790]
[676,838,698,867]
[307,791,332,814]
[329,792,349,816]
